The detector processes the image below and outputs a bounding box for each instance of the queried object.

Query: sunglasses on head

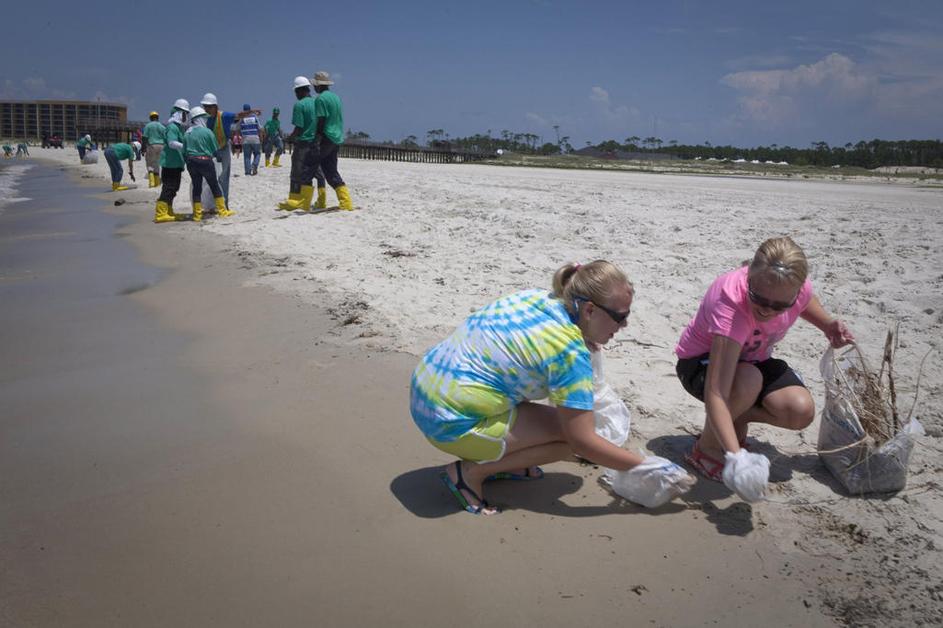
[747,282,797,312]
[575,296,631,324]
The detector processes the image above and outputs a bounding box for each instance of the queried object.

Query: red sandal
[685,440,725,482]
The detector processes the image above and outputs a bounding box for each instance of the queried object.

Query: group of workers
[79,70,352,223]
[411,236,855,515]
[2,142,30,158]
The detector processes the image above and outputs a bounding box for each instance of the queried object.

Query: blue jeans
[214,146,231,205]
[263,135,284,158]
[104,147,123,182]
[243,141,261,174]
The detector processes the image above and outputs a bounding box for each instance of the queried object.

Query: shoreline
[3,151,941,625]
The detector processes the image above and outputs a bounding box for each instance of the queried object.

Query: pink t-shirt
[675,266,813,362]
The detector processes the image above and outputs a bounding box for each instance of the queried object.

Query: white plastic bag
[818,347,924,494]
[604,455,696,508]
[591,351,630,447]
[722,450,770,502]
[82,150,99,164]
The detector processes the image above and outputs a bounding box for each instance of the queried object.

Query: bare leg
[445,402,572,514]
[738,386,815,430]
[698,363,762,458]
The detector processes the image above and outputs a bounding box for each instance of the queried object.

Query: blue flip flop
[440,461,499,515]
[486,466,545,482]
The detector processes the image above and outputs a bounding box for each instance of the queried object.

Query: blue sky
[2,0,941,148]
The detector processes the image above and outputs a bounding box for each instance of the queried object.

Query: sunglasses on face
[575,296,631,324]
[747,282,798,312]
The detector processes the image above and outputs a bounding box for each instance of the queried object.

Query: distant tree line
[344,128,943,168]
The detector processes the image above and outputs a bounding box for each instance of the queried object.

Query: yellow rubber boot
[192,201,203,223]
[264,156,270,167]
[154,174,161,187]
[215,196,235,217]
[314,187,327,209]
[336,185,354,211]
[153,200,176,224]
[277,190,304,211]
[147,173,154,188]
[272,154,282,167]
[169,202,187,221]
[112,181,129,191]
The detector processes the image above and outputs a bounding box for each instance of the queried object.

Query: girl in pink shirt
[675,236,854,490]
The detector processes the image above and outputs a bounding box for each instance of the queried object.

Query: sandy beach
[2,150,941,626]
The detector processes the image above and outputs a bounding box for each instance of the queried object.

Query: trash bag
[818,346,925,494]
[603,455,696,508]
[592,351,630,447]
[82,150,99,165]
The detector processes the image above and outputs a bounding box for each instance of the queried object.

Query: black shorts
[675,353,805,406]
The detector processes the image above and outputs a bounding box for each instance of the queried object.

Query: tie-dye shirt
[410,289,594,442]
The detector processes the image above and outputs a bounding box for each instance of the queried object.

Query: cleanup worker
[263,107,284,167]
[277,76,319,211]
[311,71,353,210]
[76,134,93,162]
[185,106,234,222]
[153,99,190,224]
[200,92,261,208]
[142,111,166,188]
[238,103,264,175]
[104,140,140,191]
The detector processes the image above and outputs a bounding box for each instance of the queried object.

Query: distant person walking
[185,106,234,222]
[103,141,140,191]
[263,107,284,168]
[238,103,264,175]
[311,71,353,210]
[15,142,30,158]
[153,99,190,224]
[142,111,166,188]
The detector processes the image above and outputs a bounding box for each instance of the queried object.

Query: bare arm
[557,407,645,470]
[800,295,855,348]
[704,334,745,454]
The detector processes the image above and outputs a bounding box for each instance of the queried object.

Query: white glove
[607,455,696,508]
[722,450,770,502]
[169,140,184,151]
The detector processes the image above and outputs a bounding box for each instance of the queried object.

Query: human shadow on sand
[390,466,687,519]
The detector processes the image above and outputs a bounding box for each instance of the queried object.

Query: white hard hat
[173,98,190,112]
[132,141,142,150]
[84,134,91,141]
[189,105,207,119]
[293,75,312,89]
[200,92,218,106]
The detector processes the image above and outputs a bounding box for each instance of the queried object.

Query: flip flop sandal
[684,440,725,482]
[440,461,500,515]
[486,466,545,482]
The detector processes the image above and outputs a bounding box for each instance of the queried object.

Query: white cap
[173,98,190,112]
[132,141,142,150]
[293,75,312,89]
[200,92,218,106]
[189,105,207,119]
[84,134,91,141]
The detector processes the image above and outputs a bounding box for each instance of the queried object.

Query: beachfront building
[0,99,131,143]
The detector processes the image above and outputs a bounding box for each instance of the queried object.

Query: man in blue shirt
[199,92,260,207]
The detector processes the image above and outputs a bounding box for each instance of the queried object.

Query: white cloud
[721,53,877,125]
[0,77,76,100]
[589,86,640,126]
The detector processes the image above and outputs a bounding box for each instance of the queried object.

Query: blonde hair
[748,236,808,287]
[552,260,632,318]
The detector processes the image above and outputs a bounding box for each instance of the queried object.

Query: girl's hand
[825,319,855,348]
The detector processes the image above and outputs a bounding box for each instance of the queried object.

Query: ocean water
[0,161,33,214]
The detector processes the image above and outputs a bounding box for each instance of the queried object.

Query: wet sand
[0,159,882,626]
